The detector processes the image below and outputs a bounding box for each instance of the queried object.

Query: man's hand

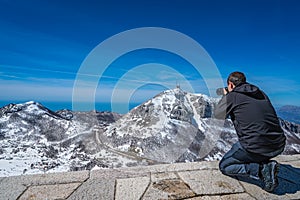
[223,87,229,95]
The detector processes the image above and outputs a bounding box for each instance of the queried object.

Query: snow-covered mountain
[102,87,300,163]
[1,88,299,177]
[0,101,130,177]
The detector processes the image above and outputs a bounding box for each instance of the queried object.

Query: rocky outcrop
[280,118,300,154]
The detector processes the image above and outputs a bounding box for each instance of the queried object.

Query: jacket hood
[233,83,266,100]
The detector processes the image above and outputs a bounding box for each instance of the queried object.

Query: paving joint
[139,172,153,199]
[65,171,91,199]
[16,185,29,200]
[113,178,117,199]
[238,180,258,200]
[175,171,197,196]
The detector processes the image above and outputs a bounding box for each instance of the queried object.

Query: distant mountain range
[0,89,299,177]
[276,105,300,124]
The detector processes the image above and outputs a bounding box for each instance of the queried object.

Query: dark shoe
[260,161,279,192]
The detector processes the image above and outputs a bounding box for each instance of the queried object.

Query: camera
[216,87,228,96]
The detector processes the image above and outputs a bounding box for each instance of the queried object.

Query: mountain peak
[103,89,223,163]
[102,88,300,163]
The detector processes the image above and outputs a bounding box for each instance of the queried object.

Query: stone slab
[178,170,244,195]
[67,178,115,200]
[0,177,27,200]
[144,161,219,173]
[240,181,291,200]
[4,170,89,187]
[19,182,81,200]
[286,191,300,200]
[143,172,196,199]
[276,154,300,163]
[143,178,196,199]
[151,172,178,182]
[90,168,148,180]
[115,176,150,200]
[102,161,218,175]
[281,160,300,168]
[141,186,169,199]
[187,193,255,199]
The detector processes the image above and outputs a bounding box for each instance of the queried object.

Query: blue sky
[0,0,300,112]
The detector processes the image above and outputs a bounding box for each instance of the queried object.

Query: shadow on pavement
[237,164,300,195]
[274,164,300,195]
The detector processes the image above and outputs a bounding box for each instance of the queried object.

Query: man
[214,71,286,192]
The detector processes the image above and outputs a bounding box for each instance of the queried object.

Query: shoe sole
[266,161,279,192]
[273,162,279,188]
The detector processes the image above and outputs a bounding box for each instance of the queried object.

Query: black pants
[219,142,275,180]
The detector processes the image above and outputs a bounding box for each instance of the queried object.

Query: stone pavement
[1,155,300,200]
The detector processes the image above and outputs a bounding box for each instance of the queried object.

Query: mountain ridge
[0,88,299,177]
[277,105,300,124]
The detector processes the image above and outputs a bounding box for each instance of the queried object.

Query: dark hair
[227,71,246,86]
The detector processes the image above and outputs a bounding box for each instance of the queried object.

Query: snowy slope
[103,87,300,163]
[0,102,125,177]
[103,87,235,163]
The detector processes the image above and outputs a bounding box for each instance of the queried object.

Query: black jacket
[214,83,286,156]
